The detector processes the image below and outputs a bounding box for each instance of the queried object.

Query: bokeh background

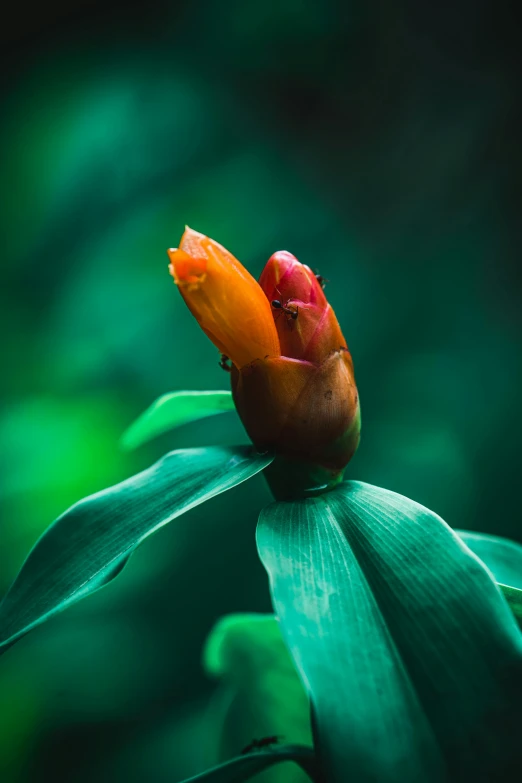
[1,1,521,780]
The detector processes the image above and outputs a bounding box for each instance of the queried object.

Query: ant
[241,736,282,755]
[218,354,232,372]
[271,299,299,325]
[314,271,329,289]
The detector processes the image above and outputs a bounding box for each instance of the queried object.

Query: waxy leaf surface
[257,481,522,782]
[0,445,271,651]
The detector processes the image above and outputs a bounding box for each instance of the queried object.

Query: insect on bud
[232,251,360,498]
[258,251,346,364]
[169,230,360,499]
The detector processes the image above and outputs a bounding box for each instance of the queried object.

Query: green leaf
[499,584,522,627]
[456,530,522,588]
[176,745,317,783]
[0,446,271,652]
[203,613,312,783]
[257,481,522,782]
[457,530,522,627]
[121,390,235,449]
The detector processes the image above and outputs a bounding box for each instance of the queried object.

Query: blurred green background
[1,1,521,780]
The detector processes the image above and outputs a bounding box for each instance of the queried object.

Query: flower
[168,227,360,497]
[168,228,279,370]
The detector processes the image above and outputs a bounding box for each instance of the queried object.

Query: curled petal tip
[168,247,207,288]
[168,228,280,369]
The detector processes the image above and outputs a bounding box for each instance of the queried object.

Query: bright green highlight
[257,481,522,782]
[499,584,522,627]
[0,445,272,652]
[121,391,235,450]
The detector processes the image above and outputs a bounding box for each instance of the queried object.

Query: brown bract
[231,350,360,472]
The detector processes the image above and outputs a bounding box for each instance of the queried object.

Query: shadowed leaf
[457,530,522,627]
[257,481,522,782]
[0,445,271,651]
[176,745,317,783]
[203,613,312,783]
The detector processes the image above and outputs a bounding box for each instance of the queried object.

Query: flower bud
[168,228,280,369]
[258,251,346,364]
[168,231,360,499]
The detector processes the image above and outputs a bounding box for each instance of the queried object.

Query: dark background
[1,1,521,780]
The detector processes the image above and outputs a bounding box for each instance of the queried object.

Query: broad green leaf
[203,613,312,783]
[257,481,522,782]
[0,446,271,652]
[457,530,522,626]
[176,745,317,783]
[121,390,235,449]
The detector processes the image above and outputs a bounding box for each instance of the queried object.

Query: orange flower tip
[179,226,217,258]
[167,247,207,289]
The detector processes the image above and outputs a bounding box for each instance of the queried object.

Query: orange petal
[168,228,280,369]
